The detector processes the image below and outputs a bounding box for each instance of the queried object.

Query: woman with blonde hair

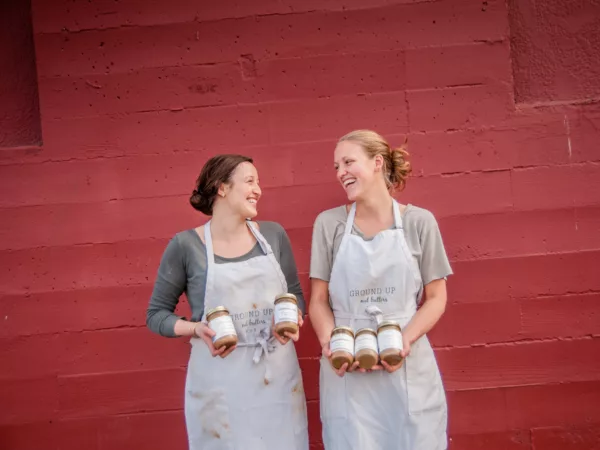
[309,130,452,449]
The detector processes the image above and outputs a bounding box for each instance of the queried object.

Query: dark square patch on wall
[509,0,600,105]
[0,0,42,148]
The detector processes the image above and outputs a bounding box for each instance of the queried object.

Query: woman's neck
[355,184,394,223]
[209,210,249,242]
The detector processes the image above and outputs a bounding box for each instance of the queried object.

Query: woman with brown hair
[309,130,452,449]
[147,154,308,450]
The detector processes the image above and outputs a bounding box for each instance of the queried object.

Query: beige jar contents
[206,306,238,350]
[330,326,355,369]
[274,293,299,336]
[354,328,379,369]
[377,321,403,366]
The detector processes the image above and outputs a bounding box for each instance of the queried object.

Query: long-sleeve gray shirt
[146,221,305,337]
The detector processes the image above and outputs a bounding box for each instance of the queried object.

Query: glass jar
[354,328,379,369]
[274,293,299,336]
[206,306,238,350]
[330,326,355,370]
[377,321,403,366]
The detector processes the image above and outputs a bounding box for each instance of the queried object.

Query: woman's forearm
[403,280,447,344]
[308,279,335,347]
[174,319,198,337]
[310,299,335,346]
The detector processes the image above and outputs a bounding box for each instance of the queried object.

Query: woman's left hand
[400,333,412,359]
[272,311,304,345]
[381,335,411,373]
[353,361,384,373]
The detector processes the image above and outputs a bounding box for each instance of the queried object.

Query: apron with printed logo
[321,201,447,450]
[185,221,308,450]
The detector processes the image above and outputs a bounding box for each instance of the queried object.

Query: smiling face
[219,161,261,219]
[334,140,383,202]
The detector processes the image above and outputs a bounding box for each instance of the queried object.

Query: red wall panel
[1,0,599,448]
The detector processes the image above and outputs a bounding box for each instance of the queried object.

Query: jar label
[330,333,354,355]
[209,315,237,342]
[378,329,402,352]
[355,333,378,353]
[274,303,298,324]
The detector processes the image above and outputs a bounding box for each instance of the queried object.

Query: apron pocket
[185,342,235,449]
[405,338,446,416]
[292,382,309,435]
[185,386,234,449]
[319,357,348,421]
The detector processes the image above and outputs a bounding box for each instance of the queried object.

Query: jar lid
[206,306,229,316]
[332,326,354,337]
[274,293,297,303]
[377,321,401,330]
[356,327,377,336]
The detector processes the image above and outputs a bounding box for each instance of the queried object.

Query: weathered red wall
[1,0,600,449]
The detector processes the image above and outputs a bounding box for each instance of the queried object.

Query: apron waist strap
[236,328,276,380]
[237,337,277,363]
[191,328,276,381]
[334,305,415,327]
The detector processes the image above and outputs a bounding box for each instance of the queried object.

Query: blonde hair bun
[338,130,411,191]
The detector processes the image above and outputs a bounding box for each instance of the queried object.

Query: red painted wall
[1,0,600,449]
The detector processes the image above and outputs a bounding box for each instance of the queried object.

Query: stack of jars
[329,321,404,370]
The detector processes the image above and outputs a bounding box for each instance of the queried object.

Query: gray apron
[321,201,447,450]
[185,221,308,450]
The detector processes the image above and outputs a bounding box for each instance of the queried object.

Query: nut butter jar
[274,293,299,336]
[329,326,355,370]
[354,328,379,370]
[377,321,403,366]
[206,306,238,350]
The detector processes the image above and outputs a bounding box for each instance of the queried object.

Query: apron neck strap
[344,203,357,235]
[204,220,271,264]
[246,220,271,255]
[204,220,216,264]
[344,200,403,235]
[392,199,403,230]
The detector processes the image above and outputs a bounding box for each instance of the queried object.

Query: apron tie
[336,306,414,330]
[237,327,276,381]
[365,305,384,325]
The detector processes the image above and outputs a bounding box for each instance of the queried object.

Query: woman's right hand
[194,322,236,358]
[322,342,354,377]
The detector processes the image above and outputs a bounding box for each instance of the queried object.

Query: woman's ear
[374,154,384,172]
[217,182,229,198]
